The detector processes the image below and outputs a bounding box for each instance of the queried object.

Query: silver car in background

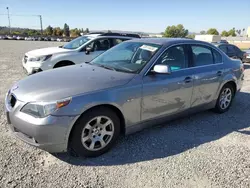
[5,38,244,157]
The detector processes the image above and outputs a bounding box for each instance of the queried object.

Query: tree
[12,31,21,35]
[63,23,70,37]
[53,27,63,36]
[200,30,206,34]
[27,29,40,36]
[206,28,219,35]
[221,30,229,37]
[228,28,236,36]
[163,24,188,38]
[107,30,112,33]
[187,34,195,39]
[45,25,53,36]
[70,28,80,37]
[85,28,89,33]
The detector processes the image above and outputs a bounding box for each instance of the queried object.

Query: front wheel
[213,84,234,113]
[69,107,120,157]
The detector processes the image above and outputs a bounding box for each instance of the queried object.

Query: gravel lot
[0,40,250,188]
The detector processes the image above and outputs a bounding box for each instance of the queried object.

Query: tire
[69,107,120,157]
[213,83,235,113]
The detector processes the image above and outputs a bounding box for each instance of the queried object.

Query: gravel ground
[0,40,250,188]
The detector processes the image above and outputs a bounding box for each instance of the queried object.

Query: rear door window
[212,49,222,64]
[112,38,129,46]
[191,45,213,66]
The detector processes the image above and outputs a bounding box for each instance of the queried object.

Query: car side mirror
[151,64,171,74]
[85,47,92,55]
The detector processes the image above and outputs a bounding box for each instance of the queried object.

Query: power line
[0,13,43,35]
[0,14,41,17]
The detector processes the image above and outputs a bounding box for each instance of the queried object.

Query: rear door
[189,44,224,107]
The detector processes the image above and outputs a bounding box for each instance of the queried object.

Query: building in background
[195,34,221,42]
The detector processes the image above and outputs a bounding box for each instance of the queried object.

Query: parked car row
[243,48,250,63]
[22,32,141,74]
[5,33,244,157]
[0,35,72,42]
[212,42,250,63]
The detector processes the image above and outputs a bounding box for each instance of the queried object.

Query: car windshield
[90,42,161,73]
[63,36,90,49]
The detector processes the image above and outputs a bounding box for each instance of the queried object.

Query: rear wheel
[69,107,120,157]
[214,83,234,113]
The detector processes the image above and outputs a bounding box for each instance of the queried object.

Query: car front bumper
[5,93,79,153]
[22,59,43,75]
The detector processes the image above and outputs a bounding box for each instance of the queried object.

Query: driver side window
[87,39,111,52]
[155,45,187,71]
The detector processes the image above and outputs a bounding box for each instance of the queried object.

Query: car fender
[64,100,124,147]
[42,53,77,70]
[216,73,237,99]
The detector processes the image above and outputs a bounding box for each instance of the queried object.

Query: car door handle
[184,77,192,83]
[217,71,223,76]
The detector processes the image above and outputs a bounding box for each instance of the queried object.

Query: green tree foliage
[27,29,41,36]
[53,27,63,36]
[221,30,229,37]
[85,28,89,33]
[206,28,219,35]
[12,31,21,35]
[107,30,112,33]
[163,24,188,38]
[187,34,195,39]
[70,28,81,37]
[63,23,70,37]
[200,30,206,34]
[45,25,53,36]
[228,28,236,36]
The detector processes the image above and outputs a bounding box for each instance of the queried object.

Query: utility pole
[39,15,43,35]
[6,7,11,34]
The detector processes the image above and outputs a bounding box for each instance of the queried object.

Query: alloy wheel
[81,116,114,151]
[219,88,232,110]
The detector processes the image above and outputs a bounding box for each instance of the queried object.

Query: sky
[0,0,249,33]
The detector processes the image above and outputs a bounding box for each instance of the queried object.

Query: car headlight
[21,97,71,118]
[29,55,52,62]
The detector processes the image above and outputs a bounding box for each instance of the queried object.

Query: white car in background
[22,33,140,75]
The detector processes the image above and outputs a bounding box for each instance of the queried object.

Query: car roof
[213,43,233,47]
[83,34,137,40]
[127,38,214,46]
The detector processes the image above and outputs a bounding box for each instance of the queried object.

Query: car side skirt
[125,100,216,135]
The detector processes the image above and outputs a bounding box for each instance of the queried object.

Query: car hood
[11,64,135,102]
[26,47,72,57]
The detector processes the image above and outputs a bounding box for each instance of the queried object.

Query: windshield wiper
[95,64,116,71]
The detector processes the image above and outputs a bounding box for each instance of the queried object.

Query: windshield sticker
[140,45,158,52]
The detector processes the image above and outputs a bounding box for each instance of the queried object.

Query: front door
[142,45,194,121]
